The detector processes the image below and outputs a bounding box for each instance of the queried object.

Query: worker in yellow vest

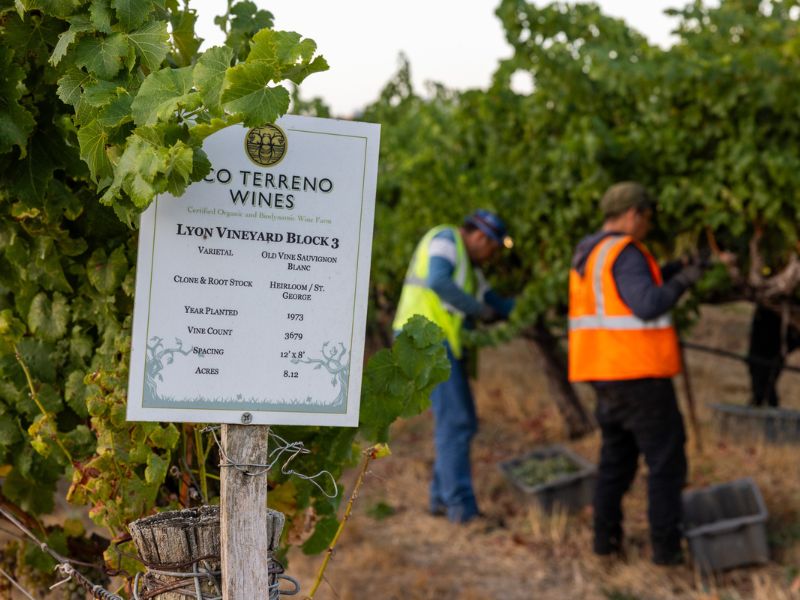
[568,182,705,565]
[393,210,514,523]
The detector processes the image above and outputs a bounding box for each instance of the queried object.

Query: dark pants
[592,378,687,562]
[748,304,800,407]
[429,343,479,523]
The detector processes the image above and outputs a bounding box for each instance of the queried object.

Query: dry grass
[288,304,800,600]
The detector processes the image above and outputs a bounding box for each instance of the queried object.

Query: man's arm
[426,231,485,316]
[613,245,699,320]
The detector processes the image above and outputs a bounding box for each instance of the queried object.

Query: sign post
[127,116,380,597]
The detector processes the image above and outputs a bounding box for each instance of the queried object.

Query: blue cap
[465,209,513,249]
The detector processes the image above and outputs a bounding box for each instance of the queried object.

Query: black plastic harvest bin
[710,403,800,444]
[682,477,769,573]
[499,444,597,513]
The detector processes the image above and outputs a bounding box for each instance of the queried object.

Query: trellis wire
[204,427,339,498]
[0,505,123,600]
[131,556,300,599]
[0,565,37,599]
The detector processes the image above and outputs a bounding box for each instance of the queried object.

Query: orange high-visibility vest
[568,234,681,382]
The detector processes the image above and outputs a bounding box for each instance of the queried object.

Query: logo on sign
[245,124,287,167]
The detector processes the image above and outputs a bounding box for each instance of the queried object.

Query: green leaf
[222,63,290,127]
[145,452,168,484]
[75,33,129,79]
[77,119,112,182]
[63,425,95,458]
[301,515,339,555]
[49,16,93,66]
[90,0,113,33]
[194,46,233,114]
[111,0,153,31]
[3,454,59,515]
[163,141,194,196]
[0,48,35,156]
[130,66,197,126]
[170,7,201,66]
[56,68,93,106]
[83,80,121,107]
[97,92,133,128]
[0,414,22,447]
[0,310,26,346]
[148,423,179,449]
[28,292,70,342]
[86,246,128,294]
[127,21,169,72]
[65,371,89,417]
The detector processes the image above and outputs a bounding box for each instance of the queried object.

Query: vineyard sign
[127,116,380,426]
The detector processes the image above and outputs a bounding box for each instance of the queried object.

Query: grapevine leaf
[0,414,21,447]
[83,80,121,107]
[148,423,179,449]
[0,310,26,346]
[145,452,168,484]
[127,21,170,72]
[170,7,201,67]
[257,30,329,85]
[19,0,81,18]
[89,0,113,33]
[17,337,56,382]
[193,45,233,114]
[3,465,56,515]
[0,48,35,157]
[56,68,93,107]
[222,62,290,127]
[65,371,89,417]
[301,515,339,555]
[87,246,128,294]
[28,292,70,342]
[63,425,96,459]
[77,119,112,182]
[49,16,93,66]
[130,66,197,126]
[74,33,129,80]
[111,0,154,31]
[163,141,194,196]
[97,92,133,128]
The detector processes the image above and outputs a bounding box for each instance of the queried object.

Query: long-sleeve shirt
[571,231,689,320]
[427,228,514,318]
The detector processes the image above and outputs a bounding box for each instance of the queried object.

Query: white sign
[127,116,380,426]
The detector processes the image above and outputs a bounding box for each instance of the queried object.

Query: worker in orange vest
[568,182,705,565]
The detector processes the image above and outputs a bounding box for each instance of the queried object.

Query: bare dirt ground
[287,303,800,600]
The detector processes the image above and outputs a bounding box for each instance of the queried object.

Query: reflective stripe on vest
[568,236,674,332]
[392,225,476,357]
[567,234,681,381]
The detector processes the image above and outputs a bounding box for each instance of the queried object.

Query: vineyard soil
[287,303,800,600]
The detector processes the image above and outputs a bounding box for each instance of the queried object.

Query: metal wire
[0,505,122,600]
[204,427,339,498]
[0,565,37,599]
[131,557,300,599]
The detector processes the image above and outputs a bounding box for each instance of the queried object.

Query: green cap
[600,182,656,218]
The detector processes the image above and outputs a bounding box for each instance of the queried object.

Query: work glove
[673,263,704,288]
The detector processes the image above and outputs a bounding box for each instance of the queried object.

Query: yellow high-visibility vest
[393,225,477,358]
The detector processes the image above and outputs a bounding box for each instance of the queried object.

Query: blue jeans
[429,343,479,523]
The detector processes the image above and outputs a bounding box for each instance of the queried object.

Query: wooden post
[220,424,271,599]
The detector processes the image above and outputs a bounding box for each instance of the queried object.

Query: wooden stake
[680,345,703,454]
[221,424,271,599]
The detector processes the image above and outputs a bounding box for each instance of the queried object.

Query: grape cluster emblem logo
[245,124,287,167]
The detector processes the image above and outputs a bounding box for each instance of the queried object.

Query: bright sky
[196,1,693,117]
